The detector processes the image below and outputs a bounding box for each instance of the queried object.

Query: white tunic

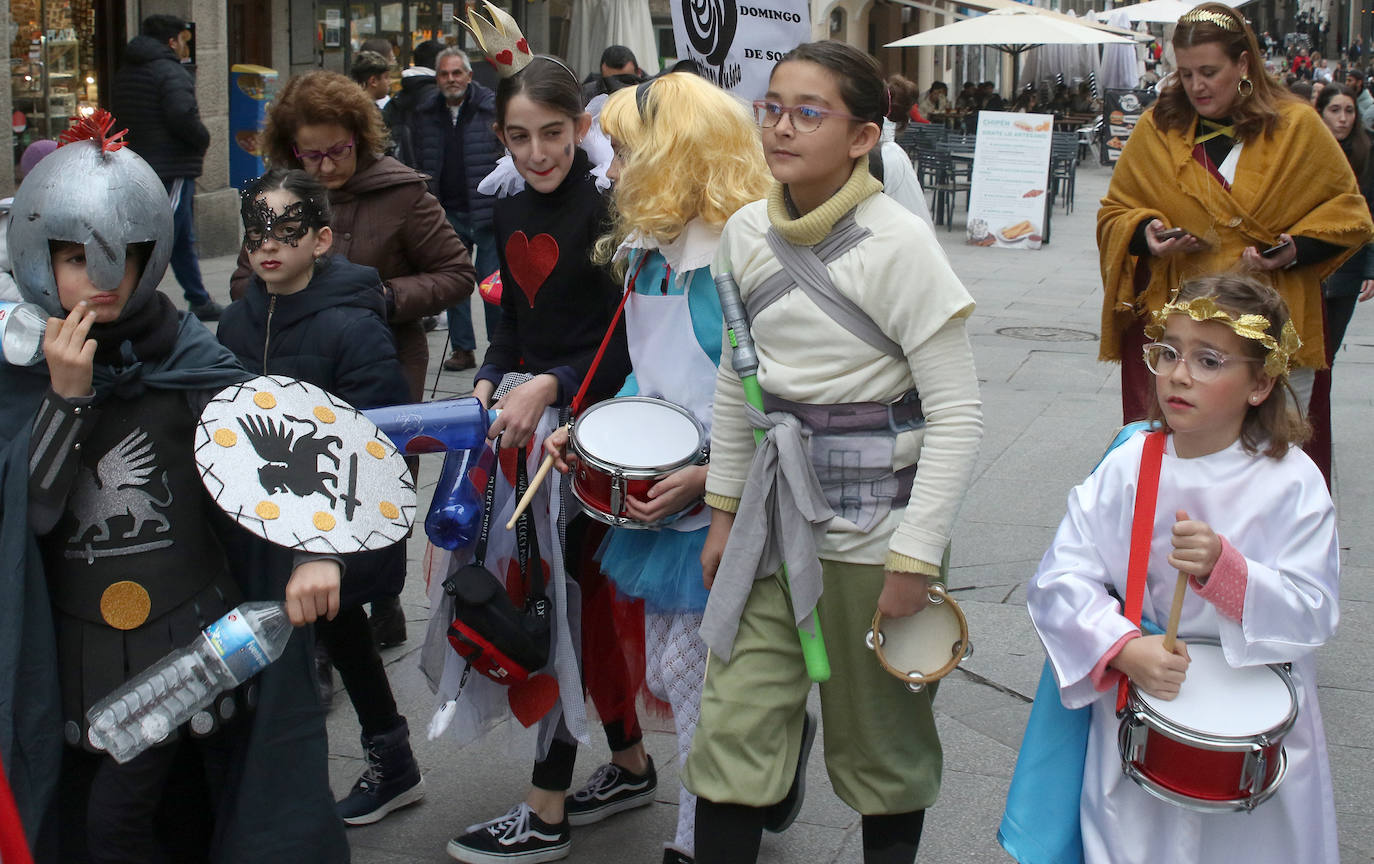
[1027,431,1340,864]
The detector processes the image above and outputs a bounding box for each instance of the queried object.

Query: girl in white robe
[1027,273,1340,864]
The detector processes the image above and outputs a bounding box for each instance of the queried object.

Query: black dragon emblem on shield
[238,413,345,507]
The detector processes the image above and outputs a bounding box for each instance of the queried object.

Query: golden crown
[460,1,533,77]
[1144,291,1300,378]
[1178,8,1242,31]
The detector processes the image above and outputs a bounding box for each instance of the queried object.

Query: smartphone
[1261,239,1293,258]
[1156,227,1190,241]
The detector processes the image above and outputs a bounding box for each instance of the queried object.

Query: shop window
[10,0,101,161]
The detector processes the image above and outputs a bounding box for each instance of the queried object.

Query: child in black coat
[216,168,425,826]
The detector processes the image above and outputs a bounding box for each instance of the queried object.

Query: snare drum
[865,584,972,693]
[1118,639,1297,812]
[568,397,708,529]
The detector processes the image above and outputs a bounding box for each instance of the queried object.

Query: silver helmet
[6,112,173,319]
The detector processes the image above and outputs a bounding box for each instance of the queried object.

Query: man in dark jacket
[110,14,222,321]
[402,47,501,371]
[383,39,442,167]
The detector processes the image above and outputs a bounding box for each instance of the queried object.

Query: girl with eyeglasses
[1027,273,1340,863]
[685,40,983,864]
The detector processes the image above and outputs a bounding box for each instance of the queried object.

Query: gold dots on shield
[365,441,387,459]
[313,406,337,424]
[255,501,280,520]
[379,501,400,520]
[213,428,237,447]
[313,512,336,531]
[100,581,152,630]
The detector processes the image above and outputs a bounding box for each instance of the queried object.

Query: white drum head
[575,398,702,469]
[1139,643,1293,737]
[878,599,965,677]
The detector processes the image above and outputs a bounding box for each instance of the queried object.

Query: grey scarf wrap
[699,404,835,661]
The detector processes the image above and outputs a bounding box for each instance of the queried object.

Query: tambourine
[865,583,972,693]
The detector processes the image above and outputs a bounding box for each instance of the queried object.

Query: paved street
[187,158,1373,863]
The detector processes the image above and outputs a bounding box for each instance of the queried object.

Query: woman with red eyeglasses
[232,70,473,407]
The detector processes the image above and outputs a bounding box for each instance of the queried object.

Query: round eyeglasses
[1142,342,1260,382]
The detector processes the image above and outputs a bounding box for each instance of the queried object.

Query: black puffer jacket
[217,255,411,607]
[384,71,437,168]
[110,35,210,179]
[405,82,501,229]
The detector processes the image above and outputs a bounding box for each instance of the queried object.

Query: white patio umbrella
[565,0,659,79]
[1110,0,1245,24]
[1021,10,1103,91]
[885,7,1136,91]
[1101,10,1144,90]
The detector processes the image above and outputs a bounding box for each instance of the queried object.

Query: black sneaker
[564,757,657,827]
[662,847,694,864]
[370,596,407,647]
[447,803,570,863]
[336,719,425,826]
[763,711,816,833]
[189,299,224,321]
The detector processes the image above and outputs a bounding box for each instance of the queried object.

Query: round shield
[195,375,416,553]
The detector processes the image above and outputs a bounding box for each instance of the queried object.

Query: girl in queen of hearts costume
[546,70,771,864]
[1027,273,1340,863]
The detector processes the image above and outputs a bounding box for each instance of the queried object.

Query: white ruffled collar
[616,218,721,275]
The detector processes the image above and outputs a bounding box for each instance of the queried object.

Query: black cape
[0,309,348,862]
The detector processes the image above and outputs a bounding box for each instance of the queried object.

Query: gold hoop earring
[1238,76,1254,98]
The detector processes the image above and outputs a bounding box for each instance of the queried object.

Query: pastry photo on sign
[195,375,416,553]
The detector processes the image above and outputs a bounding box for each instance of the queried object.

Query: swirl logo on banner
[671,0,811,99]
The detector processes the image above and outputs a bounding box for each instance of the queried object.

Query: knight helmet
[7,111,174,319]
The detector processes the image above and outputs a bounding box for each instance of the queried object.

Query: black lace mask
[241,196,326,252]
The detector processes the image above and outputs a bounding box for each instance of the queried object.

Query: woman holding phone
[1097,3,1371,483]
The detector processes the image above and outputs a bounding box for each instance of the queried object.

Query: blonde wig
[595,72,770,267]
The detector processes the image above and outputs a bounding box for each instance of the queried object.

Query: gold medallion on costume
[195,375,415,553]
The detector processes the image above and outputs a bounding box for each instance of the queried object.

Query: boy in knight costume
[0,113,347,862]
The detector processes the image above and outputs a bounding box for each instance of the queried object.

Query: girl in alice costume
[547,71,771,864]
[1027,274,1340,863]
[685,41,983,864]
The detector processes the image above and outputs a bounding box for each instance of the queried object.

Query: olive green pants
[683,560,942,815]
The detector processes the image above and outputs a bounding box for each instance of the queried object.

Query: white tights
[644,610,707,856]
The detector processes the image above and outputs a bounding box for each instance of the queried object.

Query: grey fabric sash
[751,215,904,360]
[699,404,834,662]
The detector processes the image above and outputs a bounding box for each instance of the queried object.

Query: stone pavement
[184,159,1373,863]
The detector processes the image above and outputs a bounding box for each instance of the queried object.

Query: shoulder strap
[763,225,904,359]
[1117,429,1166,713]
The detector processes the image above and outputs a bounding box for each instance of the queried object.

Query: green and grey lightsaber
[714,272,831,683]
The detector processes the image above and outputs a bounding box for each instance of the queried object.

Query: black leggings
[694,800,925,864]
[315,605,402,737]
[56,730,240,864]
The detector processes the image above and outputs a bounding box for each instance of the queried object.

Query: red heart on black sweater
[505,231,559,308]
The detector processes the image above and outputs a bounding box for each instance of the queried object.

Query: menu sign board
[966,111,1053,252]
[1100,88,1158,164]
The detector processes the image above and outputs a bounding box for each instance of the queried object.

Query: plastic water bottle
[363,396,498,455]
[85,602,292,764]
[425,447,483,551]
[0,300,47,366]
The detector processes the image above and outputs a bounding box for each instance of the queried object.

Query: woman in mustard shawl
[1098,2,1372,482]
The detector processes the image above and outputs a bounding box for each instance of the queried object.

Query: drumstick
[505,426,567,530]
[1162,570,1189,653]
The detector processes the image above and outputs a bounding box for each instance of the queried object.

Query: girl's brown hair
[1153,3,1297,142]
[260,71,390,169]
[1146,273,1311,458]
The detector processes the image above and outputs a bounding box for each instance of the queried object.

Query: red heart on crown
[516,38,530,55]
[504,231,559,308]
[494,49,514,65]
